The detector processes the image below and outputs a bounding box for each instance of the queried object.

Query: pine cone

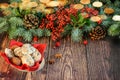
[24,14,39,29]
[89,26,106,40]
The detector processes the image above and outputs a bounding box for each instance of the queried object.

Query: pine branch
[10,8,21,17]
[0,17,6,22]
[71,28,83,42]
[9,17,23,27]
[36,28,44,37]
[43,29,51,37]
[102,20,111,27]
[30,28,38,36]
[35,12,45,21]
[100,0,112,5]
[83,20,96,32]
[101,17,113,27]
[99,7,104,15]
[114,8,120,15]
[8,27,17,39]
[0,21,7,29]
[83,25,95,32]
[30,28,51,37]
[114,0,120,8]
[108,23,120,36]
[0,26,8,33]
[22,30,33,42]
[61,24,73,37]
[15,27,25,36]
[0,18,9,33]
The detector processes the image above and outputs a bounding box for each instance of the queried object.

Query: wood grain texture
[46,38,88,80]
[0,35,120,80]
[0,34,11,80]
[86,39,111,80]
[109,38,120,80]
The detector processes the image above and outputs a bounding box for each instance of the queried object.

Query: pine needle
[22,30,33,42]
[43,29,51,37]
[15,27,25,36]
[8,28,17,39]
[71,28,83,42]
[36,28,43,37]
[9,17,23,27]
[108,23,120,36]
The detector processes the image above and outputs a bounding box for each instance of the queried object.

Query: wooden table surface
[0,33,120,80]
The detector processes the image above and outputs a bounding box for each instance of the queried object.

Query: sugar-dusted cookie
[21,55,35,67]
[5,48,14,58]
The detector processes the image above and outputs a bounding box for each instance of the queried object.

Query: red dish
[1,40,46,71]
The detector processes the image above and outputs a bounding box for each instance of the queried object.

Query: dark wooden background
[0,0,120,80]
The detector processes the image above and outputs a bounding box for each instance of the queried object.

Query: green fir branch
[71,28,83,42]
[61,24,73,37]
[22,30,33,42]
[0,18,9,33]
[30,28,38,36]
[36,28,44,37]
[0,26,8,33]
[108,23,120,36]
[9,17,23,27]
[43,29,51,37]
[8,27,17,39]
[15,27,25,36]
[10,8,21,17]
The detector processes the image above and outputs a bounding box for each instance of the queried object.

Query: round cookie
[21,44,35,55]
[5,48,14,58]
[21,55,35,67]
[11,57,22,66]
[14,47,23,57]
[32,49,41,62]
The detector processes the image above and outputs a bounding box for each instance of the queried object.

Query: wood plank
[109,38,120,80]
[86,39,112,80]
[25,37,50,80]
[46,38,88,80]
[0,34,11,80]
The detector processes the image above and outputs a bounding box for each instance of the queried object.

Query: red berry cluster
[39,7,78,41]
[81,7,99,17]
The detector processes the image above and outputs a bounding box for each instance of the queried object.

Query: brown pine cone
[89,26,106,40]
[24,14,39,29]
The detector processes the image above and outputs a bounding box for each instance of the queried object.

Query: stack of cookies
[5,44,41,67]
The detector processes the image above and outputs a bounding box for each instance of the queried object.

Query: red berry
[83,40,88,45]
[33,36,38,42]
[55,41,61,47]
[97,20,102,24]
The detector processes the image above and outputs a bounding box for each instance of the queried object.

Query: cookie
[11,57,22,66]
[21,55,35,67]
[21,44,35,55]
[14,47,23,57]
[5,48,14,58]
[32,49,41,62]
